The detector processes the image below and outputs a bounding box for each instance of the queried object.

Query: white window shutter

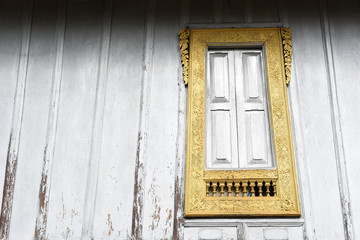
[206,49,274,170]
[206,51,239,169]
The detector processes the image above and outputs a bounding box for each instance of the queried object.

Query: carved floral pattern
[281,27,293,85]
[179,29,190,85]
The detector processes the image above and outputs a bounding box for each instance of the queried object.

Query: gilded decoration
[184,28,300,217]
[179,29,190,85]
[281,27,293,85]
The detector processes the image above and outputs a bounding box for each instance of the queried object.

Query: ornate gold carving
[281,27,293,85]
[179,29,190,85]
[185,28,300,217]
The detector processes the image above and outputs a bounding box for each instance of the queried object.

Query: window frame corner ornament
[281,27,293,85]
[179,28,190,85]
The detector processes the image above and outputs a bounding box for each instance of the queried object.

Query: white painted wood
[281,1,317,239]
[207,51,238,169]
[319,1,355,239]
[247,112,266,164]
[287,1,346,238]
[81,0,113,238]
[212,111,232,164]
[8,2,61,239]
[140,0,179,238]
[251,0,280,23]
[1,0,360,239]
[238,50,273,169]
[206,49,273,170]
[222,0,245,23]
[0,0,33,237]
[0,1,24,217]
[91,1,146,239]
[45,1,103,238]
[247,226,303,240]
[211,53,230,102]
[184,227,237,240]
[189,0,213,23]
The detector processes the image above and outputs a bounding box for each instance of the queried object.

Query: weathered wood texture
[0,0,359,239]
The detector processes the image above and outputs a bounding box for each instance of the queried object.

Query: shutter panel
[206,51,239,169]
[237,50,274,168]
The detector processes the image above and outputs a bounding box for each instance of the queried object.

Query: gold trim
[185,28,300,217]
[281,27,293,85]
[179,29,190,85]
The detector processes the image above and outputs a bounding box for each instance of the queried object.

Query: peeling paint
[132,132,144,239]
[0,133,17,239]
[35,145,50,239]
[107,213,114,236]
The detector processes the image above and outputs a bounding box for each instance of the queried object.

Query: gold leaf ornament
[179,29,190,85]
[281,27,293,85]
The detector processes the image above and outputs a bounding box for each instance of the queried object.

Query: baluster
[250,181,255,197]
[273,182,277,196]
[235,182,240,197]
[258,181,263,197]
[265,182,270,197]
[206,182,210,197]
[243,181,249,197]
[219,181,225,197]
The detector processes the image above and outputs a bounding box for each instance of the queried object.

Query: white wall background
[0,0,359,239]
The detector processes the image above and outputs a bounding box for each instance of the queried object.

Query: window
[206,48,274,170]
[179,28,300,217]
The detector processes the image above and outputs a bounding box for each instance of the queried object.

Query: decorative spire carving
[179,29,190,85]
[281,27,293,85]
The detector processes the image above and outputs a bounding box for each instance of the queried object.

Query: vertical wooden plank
[174,1,189,237]
[324,0,359,238]
[34,0,67,238]
[287,0,346,238]
[0,0,33,238]
[131,0,155,238]
[5,1,59,239]
[45,1,103,238]
[80,0,113,238]
[251,0,280,23]
[91,0,145,238]
[141,0,179,237]
[189,0,213,23]
[0,0,24,218]
[223,0,245,23]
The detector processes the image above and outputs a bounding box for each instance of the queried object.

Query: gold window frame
[180,28,300,217]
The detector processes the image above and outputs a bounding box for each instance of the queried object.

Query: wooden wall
[0,0,359,239]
